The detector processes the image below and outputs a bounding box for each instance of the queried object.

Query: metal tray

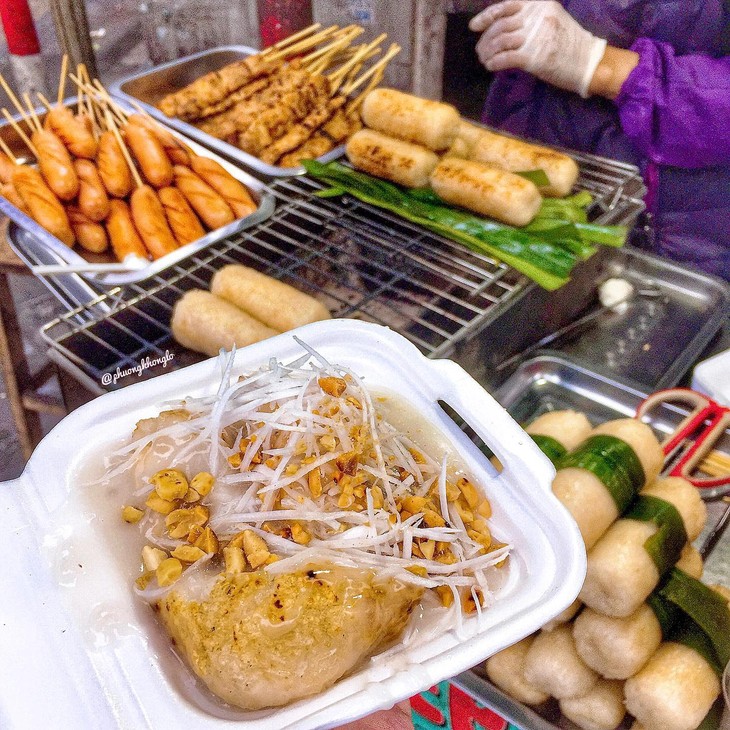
[110,46,346,179]
[453,353,730,730]
[41,174,527,394]
[453,246,730,394]
[0,98,275,288]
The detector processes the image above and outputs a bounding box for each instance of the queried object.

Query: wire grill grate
[42,162,645,392]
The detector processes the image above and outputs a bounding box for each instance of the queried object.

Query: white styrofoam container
[0,320,585,729]
[692,347,730,406]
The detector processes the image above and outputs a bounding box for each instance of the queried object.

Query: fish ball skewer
[559,679,626,730]
[484,636,550,706]
[573,604,663,680]
[552,419,663,549]
[526,410,593,453]
[624,642,720,730]
[580,477,706,617]
[523,624,598,700]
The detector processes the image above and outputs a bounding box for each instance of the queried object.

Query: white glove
[470,0,607,98]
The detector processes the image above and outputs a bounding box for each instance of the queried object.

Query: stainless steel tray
[109,46,346,179]
[41,174,527,392]
[0,98,276,288]
[454,353,730,730]
[454,246,730,393]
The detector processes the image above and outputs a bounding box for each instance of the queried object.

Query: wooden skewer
[302,25,361,65]
[0,136,18,164]
[0,74,33,130]
[267,25,342,61]
[260,22,322,55]
[22,93,42,132]
[699,450,730,478]
[304,37,357,75]
[36,92,54,112]
[1,110,38,157]
[58,54,68,105]
[344,43,400,96]
[329,43,378,94]
[347,64,385,113]
[328,33,387,91]
[105,109,143,189]
[92,78,128,123]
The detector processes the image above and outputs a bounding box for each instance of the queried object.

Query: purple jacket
[483,0,730,280]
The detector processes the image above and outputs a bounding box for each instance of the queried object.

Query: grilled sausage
[125,122,174,188]
[44,105,98,159]
[127,114,191,166]
[346,129,439,189]
[172,165,235,229]
[0,151,15,183]
[430,158,542,227]
[106,199,149,261]
[32,129,79,201]
[189,155,256,218]
[12,165,74,246]
[158,186,205,246]
[0,181,28,213]
[97,131,134,198]
[130,185,178,259]
[74,159,110,222]
[67,206,109,253]
[361,88,460,151]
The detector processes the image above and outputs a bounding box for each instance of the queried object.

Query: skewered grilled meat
[159,56,281,121]
[259,96,346,165]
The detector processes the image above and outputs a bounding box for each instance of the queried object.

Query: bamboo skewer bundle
[155,25,400,168]
[0,61,258,265]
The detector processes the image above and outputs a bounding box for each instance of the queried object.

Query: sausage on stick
[97,130,134,198]
[127,113,191,166]
[130,185,179,259]
[0,150,15,183]
[158,186,205,245]
[189,155,257,217]
[67,206,109,253]
[125,121,174,188]
[172,165,235,229]
[106,199,149,261]
[74,159,110,222]
[41,101,97,159]
[12,165,75,246]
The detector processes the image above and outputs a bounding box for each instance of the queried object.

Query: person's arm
[471,2,730,167]
[611,39,730,167]
[587,46,639,100]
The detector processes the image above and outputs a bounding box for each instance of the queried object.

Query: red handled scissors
[637,388,730,495]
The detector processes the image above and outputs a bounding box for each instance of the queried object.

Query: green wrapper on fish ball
[559,679,626,730]
[573,604,662,680]
[552,419,662,549]
[642,477,707,541]
[485,636,550,706]
[523,624,598,700]
[623,642,720,730]
[591,419,664,484]
[580,477,703,618]
[675,544,703,578]
[526,410,593,452]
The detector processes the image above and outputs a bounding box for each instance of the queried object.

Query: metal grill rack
[41,156,645,393]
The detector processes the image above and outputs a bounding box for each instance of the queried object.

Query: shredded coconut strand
[113,343,512,649]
